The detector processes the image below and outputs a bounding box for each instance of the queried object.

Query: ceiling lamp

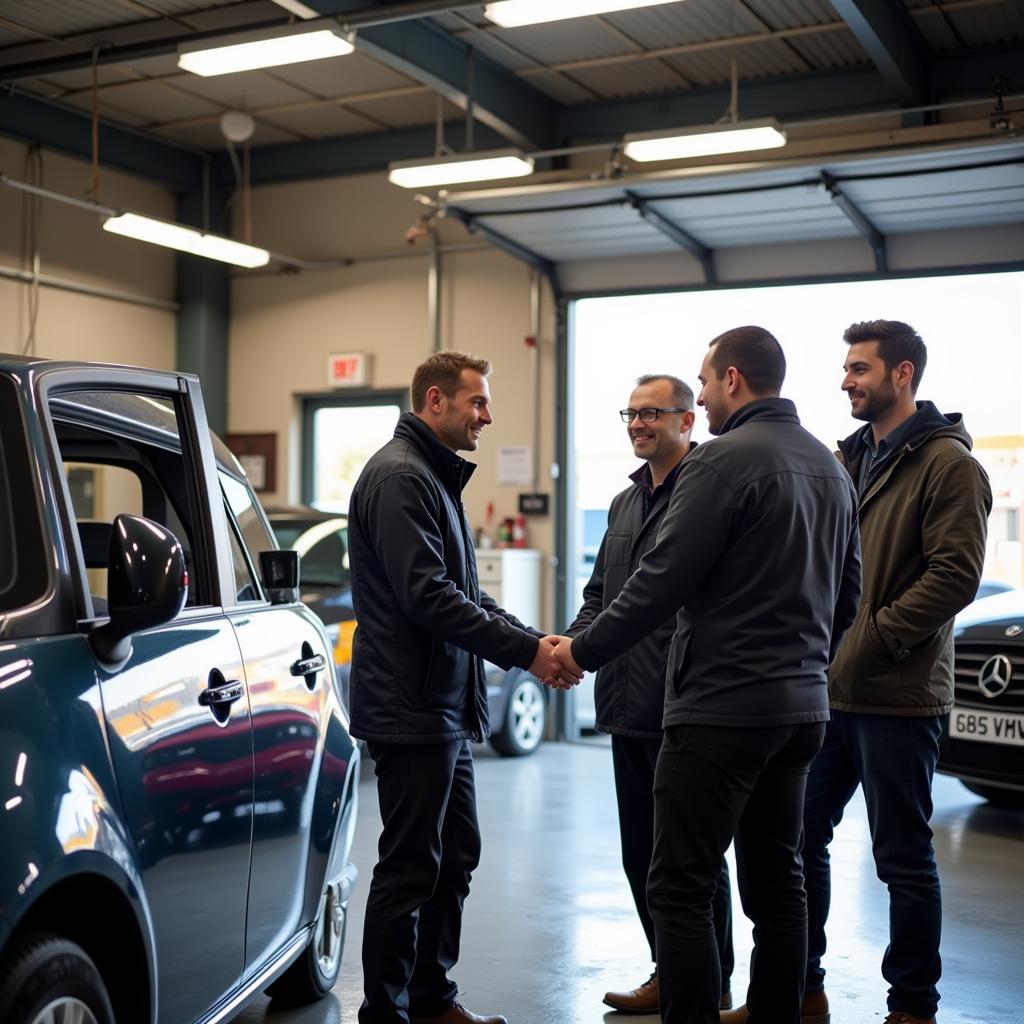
[103,213,271,268]
[388,150,535,189]
[178,22,354,76]
[484,0,680,28]
[623,118,787,162]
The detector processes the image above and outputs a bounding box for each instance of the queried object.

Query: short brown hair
[844,319,927,394]
[411,351,492,412]
[708,326,786,396]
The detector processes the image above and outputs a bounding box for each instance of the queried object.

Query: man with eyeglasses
[566,374,734,1016]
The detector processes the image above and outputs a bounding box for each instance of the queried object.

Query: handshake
[528,635,585,690]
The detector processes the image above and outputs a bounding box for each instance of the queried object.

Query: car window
[0,377,48,613]
[221,473,276,562]
[225,515,262,604]
[271,519,350,589]
[301,527,350,588]
[48,390,211,611]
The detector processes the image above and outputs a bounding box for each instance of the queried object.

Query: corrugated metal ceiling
[0,0,1020,152]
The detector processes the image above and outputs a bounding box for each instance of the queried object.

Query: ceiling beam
[446,205,560,299]
[560,65,897,141]
[558,43,1024,141]
[0,89,202,192]
[830,0,929,106]
[820,170,887,273]
[0,0,557,153]
[308,1,557,150]
[626,191,715,284]
[231,121,513,185]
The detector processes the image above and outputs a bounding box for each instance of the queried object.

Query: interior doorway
[302,391,406,511]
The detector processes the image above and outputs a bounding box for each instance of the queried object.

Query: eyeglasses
[619,406,688,423]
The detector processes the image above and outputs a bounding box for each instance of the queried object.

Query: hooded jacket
[347,412,542,743]
[828,401,992,715]
[566,447,694,738]
[570,399,861,728]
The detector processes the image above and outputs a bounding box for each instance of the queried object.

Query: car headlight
[324,622,341,648]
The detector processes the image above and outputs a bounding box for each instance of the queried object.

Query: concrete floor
[236,741,1023,1024]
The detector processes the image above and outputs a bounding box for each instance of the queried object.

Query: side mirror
[90,514,188,664]
[260,550,300,605]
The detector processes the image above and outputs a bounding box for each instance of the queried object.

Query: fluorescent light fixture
[484,0,679,28]
[388,150,535,189]
[178,22,354,76]
[103,213,270,268]
[623,118,787,162]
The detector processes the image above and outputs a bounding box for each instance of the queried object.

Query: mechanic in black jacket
[566,373,734,1015]
[550,327,862,1024]
[348,351,577,1024]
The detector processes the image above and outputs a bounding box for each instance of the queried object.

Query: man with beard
[348,351,580,1024]
[549,326,861,1024]
[795,320,991,1024]
[566,374,734,1015]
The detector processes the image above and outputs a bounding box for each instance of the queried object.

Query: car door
[42,370,255,1024]
[218,472,338,974]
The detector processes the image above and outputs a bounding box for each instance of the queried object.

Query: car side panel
[233,604,351,975]
[98,617,254,1024]
[0,634,158,1009]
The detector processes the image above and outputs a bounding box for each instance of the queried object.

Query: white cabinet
[475,548,542,628]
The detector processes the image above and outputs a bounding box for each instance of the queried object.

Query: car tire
[266,879,347,1006]
[490,673,546,757]
[0,934,115,1024]
[962,780,1024,809]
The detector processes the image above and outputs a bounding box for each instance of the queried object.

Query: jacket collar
[628,441,697,492]
[395,411,477,495]
[837,400,971,466]
[718,397,799,435]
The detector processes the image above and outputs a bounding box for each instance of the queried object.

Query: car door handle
[290,654,326,677]
[198,680,245,706]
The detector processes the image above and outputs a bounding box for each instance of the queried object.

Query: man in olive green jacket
[803,320,992,1024]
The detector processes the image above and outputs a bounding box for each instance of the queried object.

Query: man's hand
[529,635,583,689]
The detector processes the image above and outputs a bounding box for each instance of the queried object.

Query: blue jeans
[802,710,945,1019]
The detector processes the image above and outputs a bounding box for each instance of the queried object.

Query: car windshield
[272,518,350,588]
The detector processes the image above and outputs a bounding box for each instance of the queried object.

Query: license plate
[950,707,1024,747]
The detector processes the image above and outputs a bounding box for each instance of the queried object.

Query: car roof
[264,505,348,524]
[2,359,246,479]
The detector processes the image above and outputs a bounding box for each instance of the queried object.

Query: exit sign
[328,352,372,387]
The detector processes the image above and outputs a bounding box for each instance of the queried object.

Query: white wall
[229,172,559,627]
[0,136,176,367]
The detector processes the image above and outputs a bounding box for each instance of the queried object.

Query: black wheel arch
[2,870,152,1024]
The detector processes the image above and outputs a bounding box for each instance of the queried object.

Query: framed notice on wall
[224,433,276,492]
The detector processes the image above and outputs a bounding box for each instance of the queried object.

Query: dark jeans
[359,739,480,1024]
[611,734,734,990]
[648,722,825,1024]
[803,710,945,1019]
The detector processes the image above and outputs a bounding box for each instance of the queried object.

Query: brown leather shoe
[603,972,659,1014]
[719,989,830,1024]
[409,1003,507,1024]
[603,975,731,1015]
[883,1013,936,1024]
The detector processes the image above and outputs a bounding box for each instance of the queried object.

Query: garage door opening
[566,269,1024,734]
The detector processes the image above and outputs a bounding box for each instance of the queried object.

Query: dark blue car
[0,355,359,1024]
